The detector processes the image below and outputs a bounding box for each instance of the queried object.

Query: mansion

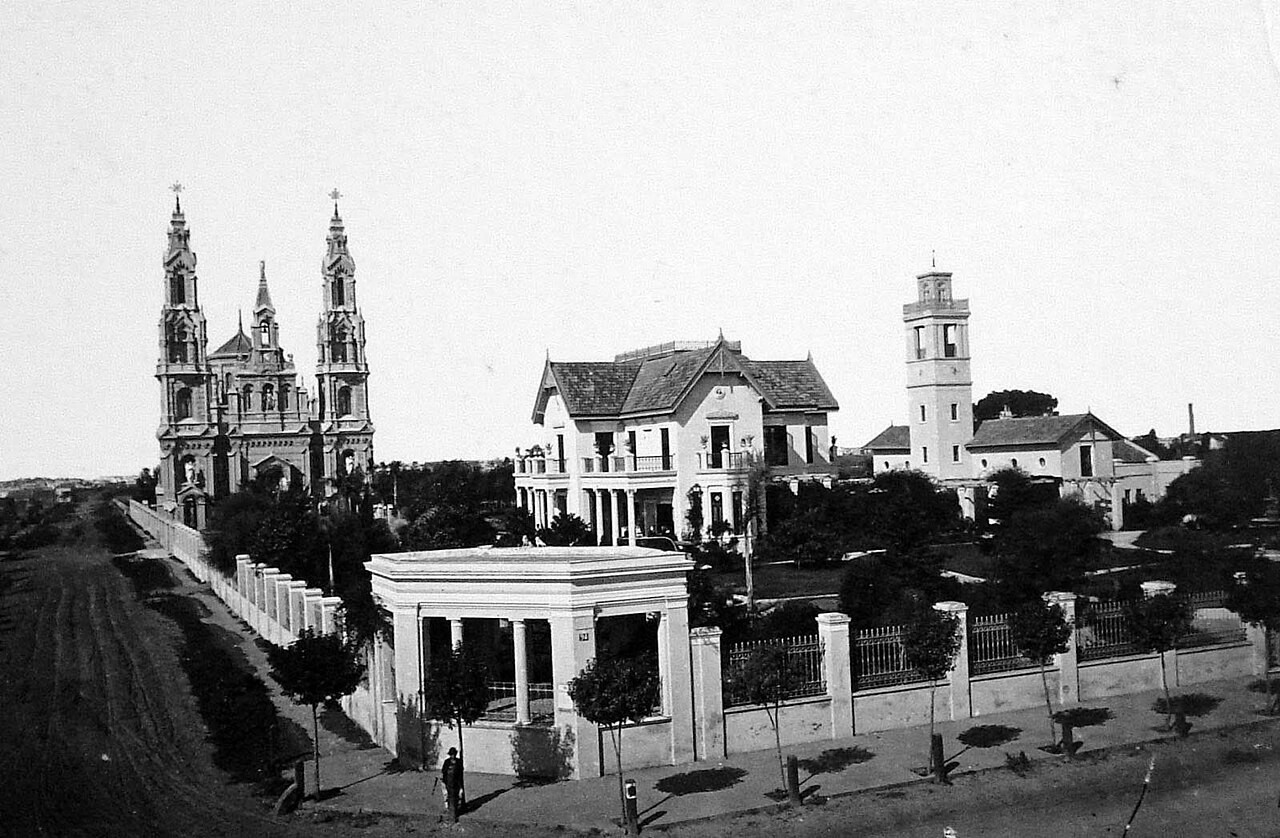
[513,338,839,544]
[862,269,1193,526]
[153,193,374,526]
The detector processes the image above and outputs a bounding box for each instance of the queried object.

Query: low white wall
[724,697,833,754]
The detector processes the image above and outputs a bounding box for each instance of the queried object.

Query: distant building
[513,337,838,543]
[864,268,1186,527]
[153,192,374,527]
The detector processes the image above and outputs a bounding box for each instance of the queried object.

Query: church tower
[315,194,374,486]
[155,186,214,522]
[904,268,973,480]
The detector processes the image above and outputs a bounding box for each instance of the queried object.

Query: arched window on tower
[261,384,275,410]
[332,274,345,307]
[280,383,290,410]
[170,272,185,305]
[169,325,189,364]
[242,384,254,411]
[259,322,270,347]
[337,386,352,417]
[330,325,348,363]
[175,387,192,421]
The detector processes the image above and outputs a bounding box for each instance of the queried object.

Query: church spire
[255,260,275,314]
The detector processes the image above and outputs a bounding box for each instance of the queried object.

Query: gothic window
[332,274,345,307]
[330,325,347,363]
[337,386,352,417]
[175,387,192,420]
[943,324,957,358]
[280,383,290,410]
[170,272,185,304]
[261,384,275,410]
[169,325,188,364]
[259,322,270,347]
[224,373,233,404]
[242,384,253,410]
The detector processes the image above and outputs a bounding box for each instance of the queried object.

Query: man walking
[441,747,462,822]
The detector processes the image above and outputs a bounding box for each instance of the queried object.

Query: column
[1045,592,1079,707]
[1110,482,1125,531]
[450,618,464,650]
[513,619,531,724]
[626,489,637,541]
[610,490,621,545]
[689,627,725,761]
[698,486,709,541]
[551,611,601,779]
[392,609,427,766]
[660,600,695,765]
[933,601,971,721]
[594,489,606,545]
[817,613,853,739]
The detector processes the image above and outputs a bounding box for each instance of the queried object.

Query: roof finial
[259,259,266,282]
[931,249,936,269]
[170,181,183,212]
[329,188,342,217]
[238,309,244,333]
[718,327,725,341]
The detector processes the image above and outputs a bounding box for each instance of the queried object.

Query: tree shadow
[1053,706,1114,728]
[464,787,511,812]
[510,724,575,781]
[393,696,441,770]
[1153,693,1222,717]
[796,746,876,783]
[654,766,749,796]
[320,703,379,749]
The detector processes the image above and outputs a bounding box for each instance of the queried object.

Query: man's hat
[447,747,457,756]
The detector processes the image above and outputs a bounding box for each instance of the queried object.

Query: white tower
[904,269,973,480]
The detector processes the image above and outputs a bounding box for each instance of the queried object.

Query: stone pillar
[610,490,621,544]
[288,581,308,634]
[626,489,638,541]
[817,613,854,739]
[1045,592,1079,707]
[392,608,426,765]
[450,618,464,650]
[321,596,344,634]
[251,564,268,635]
[551,611,601,779]
[304,588,325,631]
[934,601,971,721]
[513,619,531,725]
[273,574,293,636]
[661,600,695,765]
[594,489,606,545]
[689,627,725,761]
[261,570,283,644]
[1110,482,1125,531]
[235,555,252,618]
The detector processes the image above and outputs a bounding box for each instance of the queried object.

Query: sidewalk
[308,673,1280,833]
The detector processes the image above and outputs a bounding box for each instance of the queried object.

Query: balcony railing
[578,455,675,474]
[515,457,567,475]
[699,450,748,470]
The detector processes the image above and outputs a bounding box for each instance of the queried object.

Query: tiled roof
[863,424,911,451]
[968,413,1121,449]
[544,340,838,419]
[210,329,252,358]
[1115,438,1158,463]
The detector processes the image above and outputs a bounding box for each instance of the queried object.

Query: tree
[399,504,495,550]
[1126,594,1193,729]
[1009,599,1073,744]
[420,641,490,801]
[991,497,1103,606]
[567,655,661,833]
[973,389,1058,424]
[537,512,592,546]
[266,629,366,797]
[903,607,961,781]
[684,488,704,544]
[729,644,800,799]
[1227,564,1280,713]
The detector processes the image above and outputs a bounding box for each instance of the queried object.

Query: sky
[4,2,1280,480]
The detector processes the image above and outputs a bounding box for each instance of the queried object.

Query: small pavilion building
[366,545,696,778]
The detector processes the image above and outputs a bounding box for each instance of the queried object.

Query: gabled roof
[967,413,1125,450]
[533,339,839,422]
[863,424,911,452]
[1114,437,1158,464]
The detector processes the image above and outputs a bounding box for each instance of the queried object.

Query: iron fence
[1181,590,1247,648]
[480,681,555,725]
[851,624,928,690]
[969,613,1038,676]
[723,635,826,708]
[1078,591,1247,662]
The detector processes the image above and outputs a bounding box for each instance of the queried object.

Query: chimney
[1188,403,1195,436]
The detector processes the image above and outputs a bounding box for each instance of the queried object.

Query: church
[154,190,374,527]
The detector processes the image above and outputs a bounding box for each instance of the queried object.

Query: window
[660,428,671,470]
[1079,445,1093,477]
[914,326,926,359]
[332,274,345,307]
[919,405,926,422]
[280,384,290,410]
[922,446,929,463]
[261,384,275,410]
[943,324,957,358]
[1038,457,1046,467]
[952,445,960,462]
[710,492,724,527]
[259,322,270,347]
[242,385,253,410]
[731,491,743,534]
[950,403,958,421]
[595,432,614,471]
[330,326,347,363]
[337,386,352,417]
[804,426,815,464]
[168,325,188,363]
[763,426,789,467]
[174,387,192,420]
[980,458,988,468]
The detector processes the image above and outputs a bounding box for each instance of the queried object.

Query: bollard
[1059,721,1075,758]
[624,778,640,835]
[786,754,802,806]
[930,733,947,783]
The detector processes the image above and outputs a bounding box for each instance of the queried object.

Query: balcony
[514,456,568,476]
[697,450,749,471]
[581,454,674,474]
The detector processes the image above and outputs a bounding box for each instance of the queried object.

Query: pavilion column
[450,618,464,650]
[535,490,544,528]
[626,489,637,542]
[660,598,695,765]
[513,619,531,724]
[594,489,606,545]
[610,490,622,544]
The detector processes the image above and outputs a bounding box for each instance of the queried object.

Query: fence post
[689,627,725,761]
[817,613,853,739]
[1045,592,1079,708]
[1236,572,1270,677]
[933,601,971,721]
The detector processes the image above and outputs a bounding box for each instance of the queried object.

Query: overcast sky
[4,2,1280,480]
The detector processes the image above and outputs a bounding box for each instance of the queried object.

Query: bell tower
[315,191,374,489]
[904,267,972,480]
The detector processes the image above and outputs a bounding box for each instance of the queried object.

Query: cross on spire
[329,188,342,217]
[931,249,936,269]
[170,181,183,212]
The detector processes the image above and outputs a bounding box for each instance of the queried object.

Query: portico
[366,545,695,778]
